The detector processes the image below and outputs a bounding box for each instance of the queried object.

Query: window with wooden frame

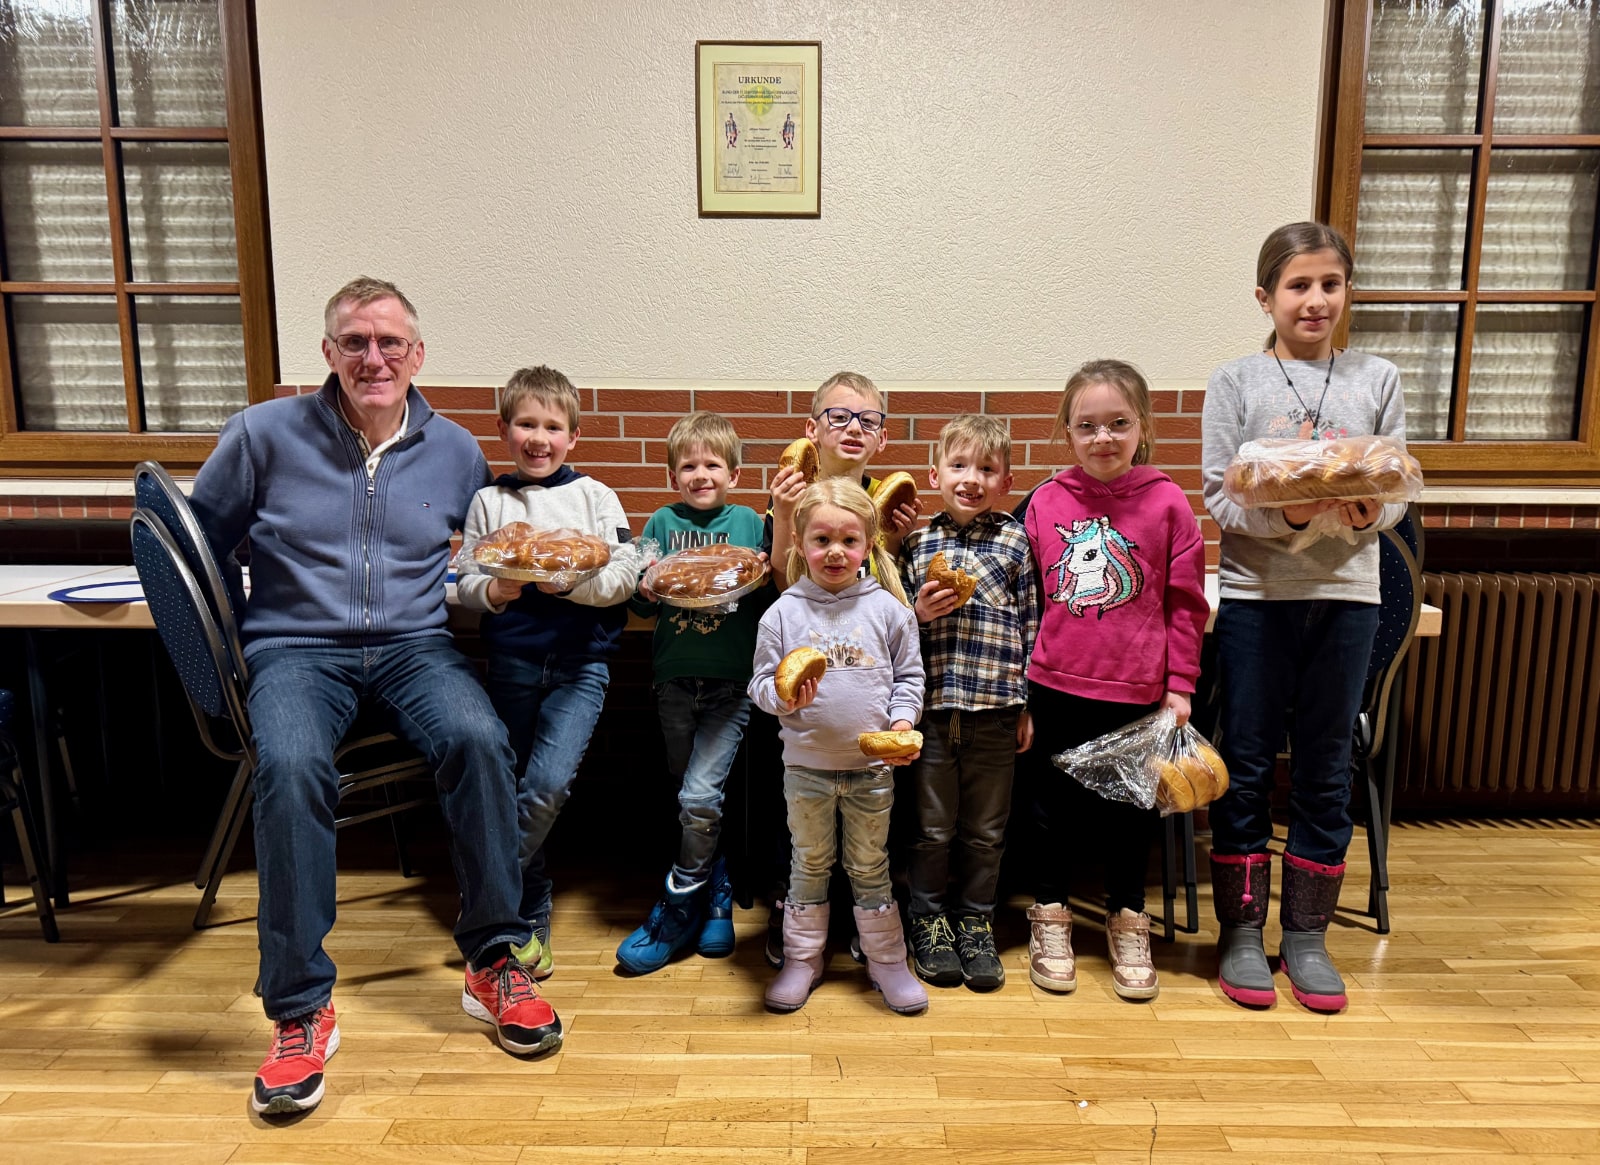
[1323,0,1600,481]
[0,0,274,475]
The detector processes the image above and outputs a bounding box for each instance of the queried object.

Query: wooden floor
[2,820,1599,1164]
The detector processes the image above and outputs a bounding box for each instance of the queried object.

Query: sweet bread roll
[874,472,918,529]
[1151,757,1197,814]
[473,526,611,573]
[646,544,764,601]
[778,438,819,484]
[775,646,827,703]
[1192,741,1229,801]
[926,551,977,609]
[1178,754,1221,807]
[1223,436,1422,507]
[858,730,923,759]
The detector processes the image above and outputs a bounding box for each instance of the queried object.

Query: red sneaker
[463,957,563,1055]
[252,1004,339,1115]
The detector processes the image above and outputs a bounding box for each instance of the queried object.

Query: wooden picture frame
[695,40,821,218]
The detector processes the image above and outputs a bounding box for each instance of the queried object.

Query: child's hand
[488,577,526,605]
[886,497,922,536]
[1016,708,1034,753]
[914,579,960,623]
[771,466,808,515]
[884,717,919,765]
[638,580,657,602]
[778,675,819,712]
[1282,498,1338,527]
[1336,497,1381,529]
[535,580,567,595]
[1162,690,1192,727]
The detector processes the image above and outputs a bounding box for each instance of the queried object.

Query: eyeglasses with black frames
[814,407,887,433]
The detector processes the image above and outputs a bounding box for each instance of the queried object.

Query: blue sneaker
[696,858,736,958]
[615,883,703,975]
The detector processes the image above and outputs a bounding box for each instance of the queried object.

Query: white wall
[257,1,1326,385]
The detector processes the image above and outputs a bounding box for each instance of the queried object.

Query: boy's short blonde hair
[666,411,742,471]
[501,366,581,430]
[935,413,1011,469]
[324,276,419,336]
[809,370,885,415]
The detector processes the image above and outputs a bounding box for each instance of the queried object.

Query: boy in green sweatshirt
[615,412,773,974]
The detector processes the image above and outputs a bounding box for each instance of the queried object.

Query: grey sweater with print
[1202,348,1409,604]
[748,576,925,770]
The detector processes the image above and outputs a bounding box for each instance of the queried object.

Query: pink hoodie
[1022,465,1208,704]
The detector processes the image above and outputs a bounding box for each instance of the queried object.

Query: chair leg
[4,771,60,943]
[196,758,253,891]
[195,781,254,930]
[1366,753,1392,935]
[1181,811,1199,934]
[1160,814,1178,942]
[381,782,414,878]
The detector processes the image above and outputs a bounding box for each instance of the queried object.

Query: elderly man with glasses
[190,277,560,1118]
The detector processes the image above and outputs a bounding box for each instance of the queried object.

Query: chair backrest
[134,461,248,685]
[1362,503,1423,756]
[131,509,256,766]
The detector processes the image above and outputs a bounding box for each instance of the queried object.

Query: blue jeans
[487,653,609,925]
[784,764,894,909]
[1210,599,1380,865]
[656,677,752,886]
[247,638,527,1020]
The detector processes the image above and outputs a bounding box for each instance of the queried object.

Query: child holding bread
[1201,222,1409,1013]
[757,369,919,965]
[1015,360,1208,1001]
[897,414,1040,992]
[768,371,921,590]
[458,365,643,980]
[747,478,928,1015]
[614,412,772,975]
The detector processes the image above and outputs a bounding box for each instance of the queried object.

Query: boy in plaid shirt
[898,414,1041,990]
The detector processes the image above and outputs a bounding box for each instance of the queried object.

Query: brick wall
[5,383,1599,554]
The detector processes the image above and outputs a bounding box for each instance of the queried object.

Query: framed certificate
[695,40,821,218]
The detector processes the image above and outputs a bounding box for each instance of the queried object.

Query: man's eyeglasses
[330,333,415,360]
[815,407,887,433]
[1070,418,1136,440]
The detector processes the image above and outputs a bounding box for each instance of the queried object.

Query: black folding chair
[1352,503,1424,934]
[0,689,59,942]
[131,507,435,929]
[1159,810,1198,941]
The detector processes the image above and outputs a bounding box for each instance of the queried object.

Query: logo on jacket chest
[808,624,878,669]
[1047,515,1144,618]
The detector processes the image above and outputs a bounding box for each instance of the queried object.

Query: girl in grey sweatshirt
[747,479,928,1015]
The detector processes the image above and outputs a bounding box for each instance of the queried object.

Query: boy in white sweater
[458,366,643,979]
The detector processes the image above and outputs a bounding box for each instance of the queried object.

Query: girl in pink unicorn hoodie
[1015,359,1208,1002]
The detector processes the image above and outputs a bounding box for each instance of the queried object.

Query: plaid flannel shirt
[899,509,1040,711]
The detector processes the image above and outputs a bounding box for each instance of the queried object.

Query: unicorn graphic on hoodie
[1047,515,1144,618]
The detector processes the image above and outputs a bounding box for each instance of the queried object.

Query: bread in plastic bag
[642,544,769,611]
[1052,708,1230,816]
[1223,435,1423,551]
[458,522,613,591]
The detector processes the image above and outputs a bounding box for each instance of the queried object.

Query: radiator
[1395,571,1600,807]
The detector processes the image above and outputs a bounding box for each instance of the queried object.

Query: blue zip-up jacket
[190,374,489,658]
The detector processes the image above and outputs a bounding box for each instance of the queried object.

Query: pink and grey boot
[1278,853,1348,1012]
[1210,852,1276,1008]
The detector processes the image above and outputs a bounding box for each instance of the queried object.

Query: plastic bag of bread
[458,522,615,591]
[642,544,769,610]
[1051,708,1229,816]
[1223,435,1423,552]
